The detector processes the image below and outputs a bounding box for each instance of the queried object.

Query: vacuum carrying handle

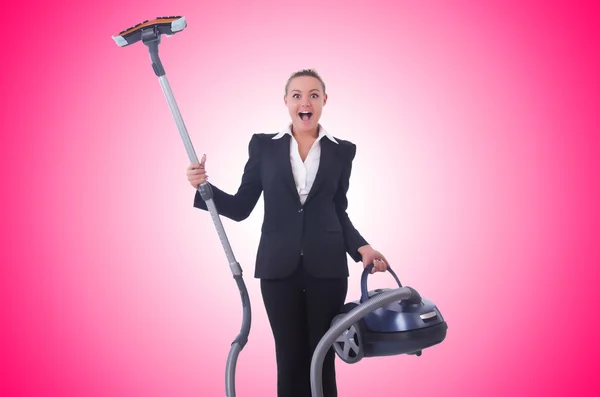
[360,264,403,303]
[360,265,423,305]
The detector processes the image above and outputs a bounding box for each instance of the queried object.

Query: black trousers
[260,257,348,397]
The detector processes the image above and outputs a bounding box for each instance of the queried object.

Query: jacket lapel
[304,137,338,206]
[274,133,339,207]
[276,134,302,205]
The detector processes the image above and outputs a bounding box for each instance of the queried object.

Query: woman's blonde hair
[285,68,326,95]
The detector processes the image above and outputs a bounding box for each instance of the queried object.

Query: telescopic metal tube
[149,45,249,397]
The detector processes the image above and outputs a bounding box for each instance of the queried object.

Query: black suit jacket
[193,132,368,279]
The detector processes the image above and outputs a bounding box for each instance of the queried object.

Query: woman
[187,69,389,397]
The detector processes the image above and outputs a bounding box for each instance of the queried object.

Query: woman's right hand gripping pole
[187,154,208,189]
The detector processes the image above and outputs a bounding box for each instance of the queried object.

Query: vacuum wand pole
[112,17,250,397]
[146,37,243,278]
[148,43,251,397]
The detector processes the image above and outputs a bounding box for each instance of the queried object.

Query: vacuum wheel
[330,313,364,364]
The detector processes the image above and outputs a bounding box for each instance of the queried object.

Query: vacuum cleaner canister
[331,264,447,363]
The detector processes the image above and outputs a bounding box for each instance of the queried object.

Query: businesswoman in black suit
[187,69,389,397]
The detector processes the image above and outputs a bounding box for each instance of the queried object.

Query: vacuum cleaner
[112,17,448,397]
[330,263,447,363]
[310,264,448,397]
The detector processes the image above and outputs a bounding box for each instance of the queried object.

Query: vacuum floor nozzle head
[112,16,187,47]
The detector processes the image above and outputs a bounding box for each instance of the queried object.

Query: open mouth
[299,111,313,121]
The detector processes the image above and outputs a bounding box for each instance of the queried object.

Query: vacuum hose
[310,287,414,397]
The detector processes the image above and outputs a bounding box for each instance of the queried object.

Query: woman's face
[284,76,327,134]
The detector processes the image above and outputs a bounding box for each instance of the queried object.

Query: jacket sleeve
[334,142,368,262]
[193,134,263,222]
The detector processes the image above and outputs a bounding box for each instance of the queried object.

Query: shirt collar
[272,124,338,144]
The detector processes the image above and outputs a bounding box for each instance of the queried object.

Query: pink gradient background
[2,0,599,396]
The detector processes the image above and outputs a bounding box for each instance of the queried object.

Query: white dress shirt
[272,124,339,205]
